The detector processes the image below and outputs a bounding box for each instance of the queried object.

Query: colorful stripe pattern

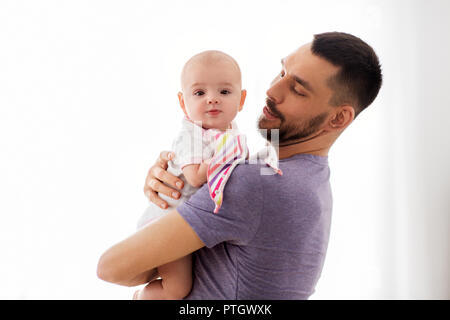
[207,131,249,213]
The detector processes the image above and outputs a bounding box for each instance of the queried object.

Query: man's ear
[178,92,189,118]
[238,89,247,111]
[329,105,355,130]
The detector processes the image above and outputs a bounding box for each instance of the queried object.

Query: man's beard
[257,97,328,145]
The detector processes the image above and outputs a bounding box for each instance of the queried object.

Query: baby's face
[179,59,245,131]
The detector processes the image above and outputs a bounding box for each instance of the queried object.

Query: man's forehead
[283,43,312,61]
[283,43,339,88]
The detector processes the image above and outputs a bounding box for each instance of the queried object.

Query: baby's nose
[207,96,220,104]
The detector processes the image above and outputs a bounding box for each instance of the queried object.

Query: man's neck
[275,131,337,159]
[278,144,329,159]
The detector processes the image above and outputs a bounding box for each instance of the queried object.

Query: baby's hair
[180,50,242,89]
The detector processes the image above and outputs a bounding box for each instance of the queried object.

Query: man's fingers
[155,151,174,170]
[150,166,184,190]
[144,188,168,209]
[146,177,181,200]
[157,157,169,170]
[142,150,184,208]
[160,150,174,161]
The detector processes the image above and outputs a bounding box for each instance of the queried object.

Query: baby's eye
[220,89,231,95]
[194,90,205,96]
[280,70,285,78]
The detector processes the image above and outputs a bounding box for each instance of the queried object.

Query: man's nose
[266,77,284,104]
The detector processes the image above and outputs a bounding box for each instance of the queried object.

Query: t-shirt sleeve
[177,164,264,248]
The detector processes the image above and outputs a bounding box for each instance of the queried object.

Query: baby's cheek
[227,109,239,121]
[191,111,207,123]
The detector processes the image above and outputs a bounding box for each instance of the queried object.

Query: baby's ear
[178,92,188,116]
[238,89,247,111]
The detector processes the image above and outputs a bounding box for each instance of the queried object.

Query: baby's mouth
[207,109,221,116]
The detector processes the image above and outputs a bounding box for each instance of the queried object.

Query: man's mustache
[266,97,285,121]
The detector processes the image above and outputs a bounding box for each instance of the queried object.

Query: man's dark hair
[311,32,382,117]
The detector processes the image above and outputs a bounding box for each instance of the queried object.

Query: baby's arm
[182,162,209,188]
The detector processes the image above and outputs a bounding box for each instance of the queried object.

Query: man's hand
[144,151,184,209]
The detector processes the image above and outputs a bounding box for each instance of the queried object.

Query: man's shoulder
[227,161,267,186]
[190,162,266,210]
[178,161,266,232]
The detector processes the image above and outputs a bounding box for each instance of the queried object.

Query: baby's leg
[134,254,192,300]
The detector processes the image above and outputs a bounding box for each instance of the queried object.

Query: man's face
[258,43,339,144]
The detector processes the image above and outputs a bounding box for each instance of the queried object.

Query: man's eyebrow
[293,75,314,93]
[281,58,315,93]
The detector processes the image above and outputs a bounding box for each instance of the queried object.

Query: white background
[0,0,449,299]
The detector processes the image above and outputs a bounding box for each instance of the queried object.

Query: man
[97,32,382,299]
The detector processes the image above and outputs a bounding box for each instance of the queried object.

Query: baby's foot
[132,289,141,300]
[132,286,156,300]
[132,280,167,300]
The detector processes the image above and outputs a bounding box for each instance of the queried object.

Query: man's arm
[97,209,205,287]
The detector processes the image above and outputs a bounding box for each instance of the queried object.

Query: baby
[133,50,247,300]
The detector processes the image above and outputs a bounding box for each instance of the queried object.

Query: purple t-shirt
[177,153,332,299]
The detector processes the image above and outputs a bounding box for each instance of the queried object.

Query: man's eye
[280,71,285,78]
[291,86,305,96]
[220,90,231,95]
[194,91,205,96]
